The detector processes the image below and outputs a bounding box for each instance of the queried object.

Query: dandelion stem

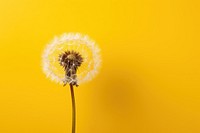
[70,84,76,133]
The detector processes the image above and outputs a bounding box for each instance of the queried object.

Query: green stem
[70,84,76,133]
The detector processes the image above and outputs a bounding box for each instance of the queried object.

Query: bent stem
[70,84,76,133]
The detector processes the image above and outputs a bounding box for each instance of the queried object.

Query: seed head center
[59,51,83,86]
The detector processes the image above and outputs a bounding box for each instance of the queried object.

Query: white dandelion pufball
[42,33,101,85]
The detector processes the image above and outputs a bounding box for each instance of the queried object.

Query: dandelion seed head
[42,33,101,85]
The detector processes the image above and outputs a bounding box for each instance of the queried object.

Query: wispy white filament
[42,33,101,84]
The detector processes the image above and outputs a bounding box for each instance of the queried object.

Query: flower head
[42,33,101,85]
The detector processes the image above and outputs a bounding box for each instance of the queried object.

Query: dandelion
[42,33,101,133]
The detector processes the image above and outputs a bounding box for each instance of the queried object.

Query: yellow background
[0,0,200,132]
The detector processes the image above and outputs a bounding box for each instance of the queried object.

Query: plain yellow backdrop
[0,0,200,133]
